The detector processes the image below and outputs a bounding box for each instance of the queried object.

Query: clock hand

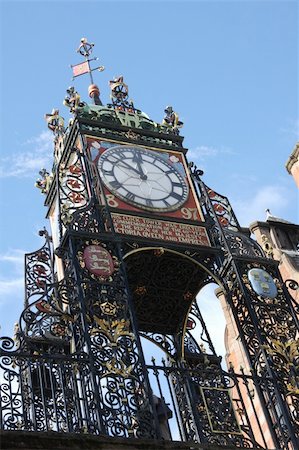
[117,161,141,176]
[132,152,147,180]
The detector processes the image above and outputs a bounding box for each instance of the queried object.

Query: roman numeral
[172,182,182,189]
[170,192,182,200]
[146,199,153,207]
[110,180,122,189]
[125,192,135,201]
[103,169,113,176]
[108,153,123,163]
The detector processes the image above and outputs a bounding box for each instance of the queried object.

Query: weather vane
[71,37,104,84]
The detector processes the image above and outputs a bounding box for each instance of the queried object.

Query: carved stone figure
[35,168,53,194]
[44,109,65,135]
[63,87,84,113]
[162,106,183,134]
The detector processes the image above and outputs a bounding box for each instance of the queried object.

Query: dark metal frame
[1,122,298,449]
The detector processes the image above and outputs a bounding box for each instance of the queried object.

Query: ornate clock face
[98,145,189,212]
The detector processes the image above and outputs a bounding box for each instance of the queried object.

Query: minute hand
[132,152,147,179]
[117,160,142,176]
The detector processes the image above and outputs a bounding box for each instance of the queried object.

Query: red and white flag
[72,61,90,77]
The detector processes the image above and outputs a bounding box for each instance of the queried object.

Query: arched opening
[122,247,266,446]
[195,283,228,366]
[124,246,222,337]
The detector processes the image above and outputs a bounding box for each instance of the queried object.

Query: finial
[35,169,53,194]
[63,86,83,113]
[70,38,104,105]
[44,109,65,135]
[265,209,274,220]
[162,106,183,135]
[76,37,94,58]
[109,76,135,111]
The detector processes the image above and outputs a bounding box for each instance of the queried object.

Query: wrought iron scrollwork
[25,232,54,308]
[57,237,158,439]
[225,261,299,448]
[58,147,90,229]
[284,279,299,314]
[204,185,240,231]
[224,229,265,258]
[147,357,264,447]
[140,332,177,358]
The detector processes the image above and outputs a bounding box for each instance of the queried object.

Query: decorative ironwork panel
[148,358,264,447]
[205,185,240,231]
[0,337,24,431]
[58,236,157,439]
[200,386,242,434]
[58,146,90,229]
[25,234,54,308]
[225,260,299,448]
[224,230,264,258]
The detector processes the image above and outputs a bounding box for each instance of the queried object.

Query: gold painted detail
[125,130,139,140]
[264,338,299,395]
[92,318,134,377]
[183,291,193,301]
[134,286,147,296]
[100,301,117,316]
[105,358,133,377]
[112,213,210,246]
[261,234,274,258]
[265,338,299,367]
[93,318,133,343]
[60,204,73,224]
[153,248,165,257]
[35,168,54,195]
[200,387,242,435]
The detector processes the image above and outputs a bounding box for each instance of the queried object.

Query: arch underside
[124,247,220,337]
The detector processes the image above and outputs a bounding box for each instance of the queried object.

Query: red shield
[83,245,114,278]
[186,318,196,330]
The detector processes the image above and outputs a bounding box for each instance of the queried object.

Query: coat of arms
[248,268,277,298]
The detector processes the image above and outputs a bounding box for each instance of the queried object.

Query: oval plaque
[248,268,277,298]
[83,245,114,278]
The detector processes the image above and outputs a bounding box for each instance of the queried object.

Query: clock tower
[0,39,298,450]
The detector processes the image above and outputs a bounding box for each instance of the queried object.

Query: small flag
[72,61,90,77]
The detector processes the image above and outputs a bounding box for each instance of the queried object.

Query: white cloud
[0,130,53,178]
[188,145,235,161]
[0,248,24,270]
[233,185,289,227]
[0,249,25,298]
[0,277,24,296]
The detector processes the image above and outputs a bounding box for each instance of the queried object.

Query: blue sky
[0,1,298,356]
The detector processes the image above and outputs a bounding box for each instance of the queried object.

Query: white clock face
[98,145,189,212]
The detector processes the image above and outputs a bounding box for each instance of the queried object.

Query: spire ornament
[109,76,135,111]
[63,86,83,113]
[44,109,65,135]
[162,106,183,135]
[35,168,53,194]
[71,38,105,105]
